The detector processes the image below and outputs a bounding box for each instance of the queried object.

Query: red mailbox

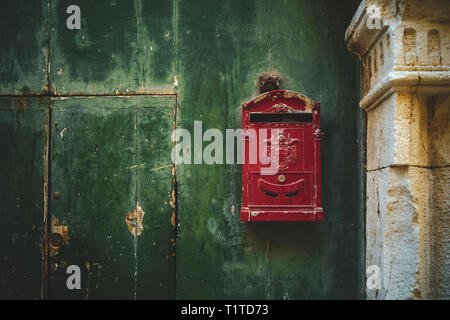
[240,90,323,221]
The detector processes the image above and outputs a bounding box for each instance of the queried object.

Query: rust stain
[170,209,176,227]
[168,98,178,297]
[253,92,270,105]
[125,202,145,237]
[52,91,177,97]
[248,90,315,112]
[9,96,28,129]
[41,105,51,299]
[282,91,315,111]
[49,216,69,257]
[170,100,178,229]
[9,97,27,112]
[170,166,177,227]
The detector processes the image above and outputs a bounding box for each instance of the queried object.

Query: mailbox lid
[242,90,318,117]
[248,172,313,207]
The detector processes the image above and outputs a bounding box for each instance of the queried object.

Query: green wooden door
[48,96,176,299]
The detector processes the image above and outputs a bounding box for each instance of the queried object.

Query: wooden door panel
[48,96,175,299]
[0,98,47,299]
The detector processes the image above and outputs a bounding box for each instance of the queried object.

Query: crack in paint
[151,164,173,171]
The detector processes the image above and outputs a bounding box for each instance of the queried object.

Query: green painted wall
[175,0,363,300]
[0,0,363,299]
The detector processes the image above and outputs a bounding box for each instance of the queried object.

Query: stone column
[346,0,449,299]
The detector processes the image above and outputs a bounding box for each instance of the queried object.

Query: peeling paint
[59,127,67,139]
[125,202,145,237]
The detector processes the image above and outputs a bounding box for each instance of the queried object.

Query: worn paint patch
[49,0,176,94]
[0,1,48,94]
[126,202,145,237]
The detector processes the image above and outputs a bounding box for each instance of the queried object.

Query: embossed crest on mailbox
[240,90,323,221]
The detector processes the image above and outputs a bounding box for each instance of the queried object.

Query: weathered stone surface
[347,0,450,299]
[365,89,443,171]
[366,95,396,171]
[393,91,429,167]
[428,95,450,168]
[366,168,388,299]
[430,167,450,299]
[366,167,428,299]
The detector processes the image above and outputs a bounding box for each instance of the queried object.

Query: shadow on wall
[245,222,321,253]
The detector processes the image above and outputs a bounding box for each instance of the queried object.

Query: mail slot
[240,90,323,221]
